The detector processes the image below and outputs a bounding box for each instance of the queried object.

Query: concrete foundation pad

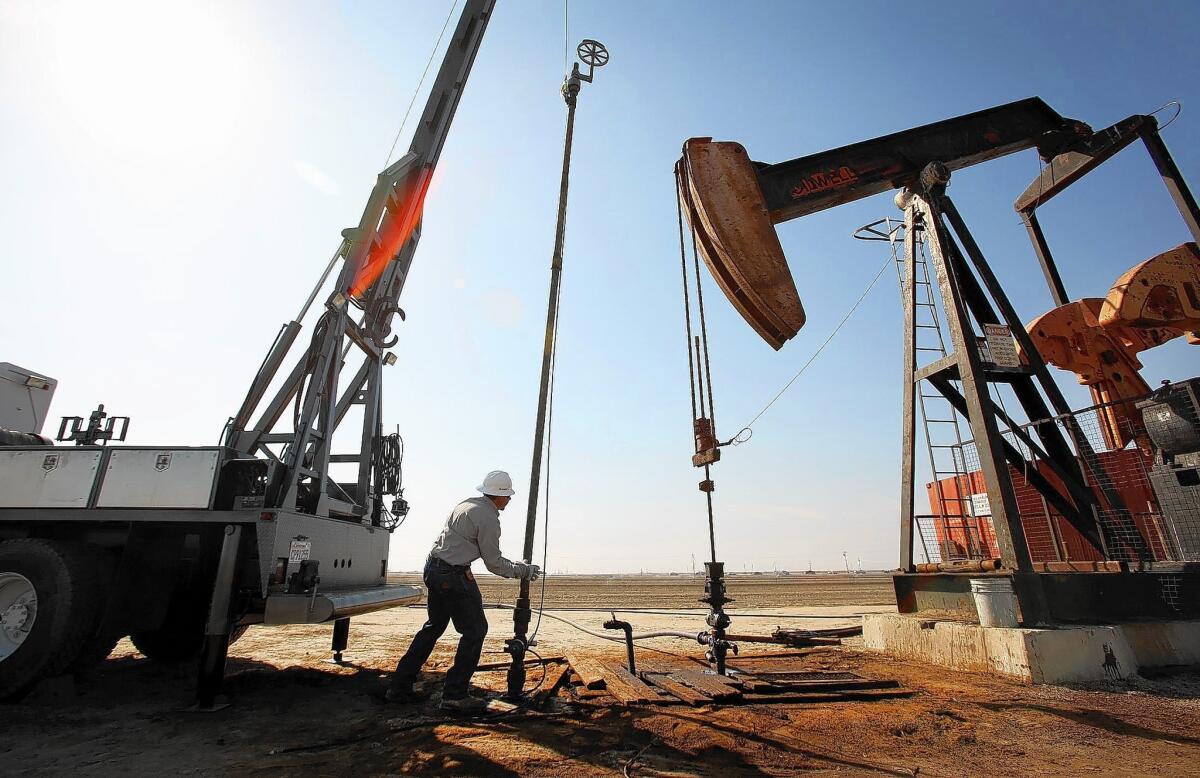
[863,614,1200,684]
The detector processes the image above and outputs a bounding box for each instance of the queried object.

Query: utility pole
[506,39,608,700]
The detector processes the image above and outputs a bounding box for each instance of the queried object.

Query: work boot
[373,682,427,705]
[385,687,427,704]
[439,694,490,714]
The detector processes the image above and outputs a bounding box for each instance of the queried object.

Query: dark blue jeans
[391,557,489,699]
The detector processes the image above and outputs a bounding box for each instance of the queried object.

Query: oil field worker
[388,470,540,711]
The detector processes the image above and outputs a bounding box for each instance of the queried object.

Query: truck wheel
[0,539,102,700]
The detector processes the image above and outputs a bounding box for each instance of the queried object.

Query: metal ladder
[888,221,983,562]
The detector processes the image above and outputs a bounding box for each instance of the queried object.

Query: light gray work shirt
[429,496,518,578]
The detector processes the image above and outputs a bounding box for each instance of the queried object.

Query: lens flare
[349,166,435,298]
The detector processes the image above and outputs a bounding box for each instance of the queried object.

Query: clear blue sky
[2,1,1197,573]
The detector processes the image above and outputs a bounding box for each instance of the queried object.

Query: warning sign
[982,324,1020,368]
[288,539,312,563]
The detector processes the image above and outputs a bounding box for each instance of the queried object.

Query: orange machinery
[1023,243,1200,449]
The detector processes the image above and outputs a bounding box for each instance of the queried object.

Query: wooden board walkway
[565,653,608,690]
[596,661,675,704]
[563,656,910,707]
[639,673,709,706]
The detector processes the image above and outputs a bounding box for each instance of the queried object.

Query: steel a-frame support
[898,187,1049,625]
[897,165,1159,625]
[901,194,1049,622]
[1016,114,1200,309]
[896,164,1153,625]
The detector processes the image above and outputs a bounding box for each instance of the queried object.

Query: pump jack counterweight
[506,40,608,701]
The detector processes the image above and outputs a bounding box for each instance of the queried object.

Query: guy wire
[731,254,892,442]
[383,0,460,167]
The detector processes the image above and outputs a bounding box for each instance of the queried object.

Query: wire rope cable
[1150,99,1182,131]
[522,645,549,696]
[493,603,698,643]
[729,254,893,444]
[382,0,460,167]
[418,602,870,619]
[675,173,722,564]
[676,188,700,424]
[689,221,718,433]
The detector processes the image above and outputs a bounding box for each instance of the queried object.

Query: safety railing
[926,381,1200,566]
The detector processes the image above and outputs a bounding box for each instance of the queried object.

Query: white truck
[0,0,496,706]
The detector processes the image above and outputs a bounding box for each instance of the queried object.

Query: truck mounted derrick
[0,0,497,706]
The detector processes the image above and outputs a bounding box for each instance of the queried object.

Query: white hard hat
[477,470,516,497]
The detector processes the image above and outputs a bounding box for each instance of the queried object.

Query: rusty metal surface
[1100,242,1200,340]
[756,98,1077,222]
[1023,298,1154,449]
[1022,244,1200,448]
[1014,114,1146,213]
[677,138,805,350]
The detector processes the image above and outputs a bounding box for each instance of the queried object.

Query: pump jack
[677,98,1200,624]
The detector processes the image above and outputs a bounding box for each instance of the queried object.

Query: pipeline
[915,559,1002,573]
[490,603,698,644]
[410,603,870,619]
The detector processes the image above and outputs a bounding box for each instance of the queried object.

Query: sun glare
[35,1,257,158]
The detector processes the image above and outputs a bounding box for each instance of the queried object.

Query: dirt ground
[4,575,1199,777]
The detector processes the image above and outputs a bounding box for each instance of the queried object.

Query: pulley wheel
[577,39,608,68]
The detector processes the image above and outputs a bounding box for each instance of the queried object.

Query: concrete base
[863,614,1200,684]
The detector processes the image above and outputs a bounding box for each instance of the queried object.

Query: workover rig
[678,97,1200,625]
[0,0,497,705]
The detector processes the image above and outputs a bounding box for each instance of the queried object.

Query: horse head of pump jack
[675,97,1093,349]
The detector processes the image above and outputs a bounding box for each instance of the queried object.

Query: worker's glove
[514,562,542,581]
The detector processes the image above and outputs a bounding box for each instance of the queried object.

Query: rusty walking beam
[677,98,1089,348]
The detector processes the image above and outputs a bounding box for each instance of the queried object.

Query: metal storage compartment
[0,449,102,508]
[95,448,222,509]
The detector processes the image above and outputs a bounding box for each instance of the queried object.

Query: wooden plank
[737,688,914,705]
[536,662,570,691]
[669,669,742,701]
[742,670,861,680]
[533,663,572,707]
[744,678,901,693]
[566,653,607,690]
[598,661,674,705]
[476,655,564,672]
[569,685,609,700]
[724,650,824,661]
[642,673,711,706]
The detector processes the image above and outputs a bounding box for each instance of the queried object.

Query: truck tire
[0,539,103,700]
